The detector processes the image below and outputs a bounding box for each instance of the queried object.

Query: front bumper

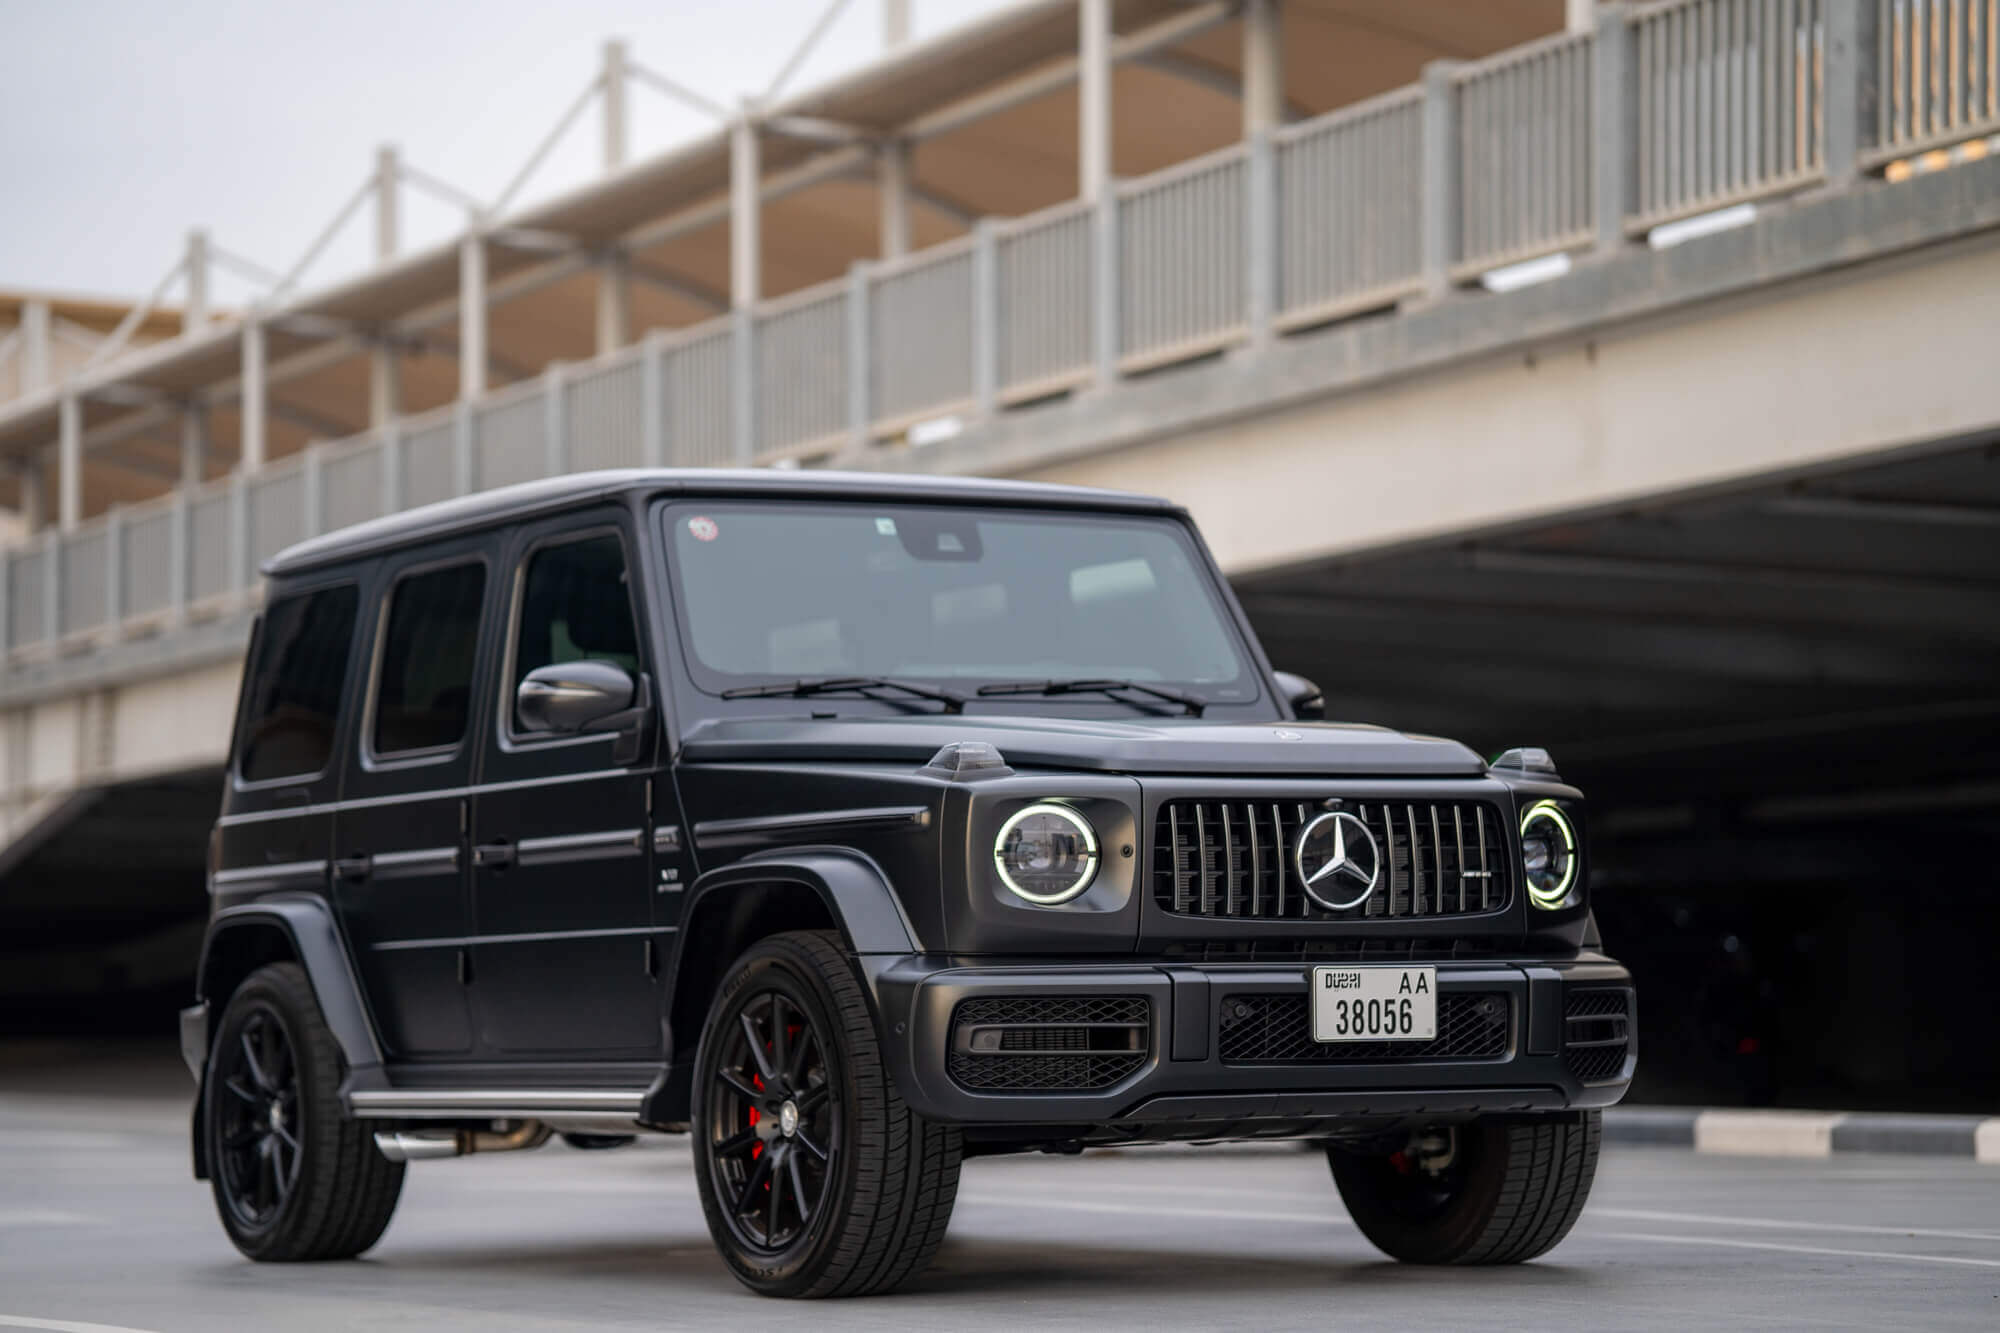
[866,954,1634,1139]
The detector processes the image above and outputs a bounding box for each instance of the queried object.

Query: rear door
[331,539,494,1060]
[468,514,664,1060]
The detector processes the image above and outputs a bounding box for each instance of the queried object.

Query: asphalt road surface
[3,1047,1997,1330]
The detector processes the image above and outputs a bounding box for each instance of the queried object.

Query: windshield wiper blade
[975,677,1206,717]
[720,676,967,714]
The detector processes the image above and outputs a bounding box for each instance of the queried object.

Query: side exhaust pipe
[373,1121,553,1163]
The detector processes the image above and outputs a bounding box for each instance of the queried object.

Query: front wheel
[691,931,961,1298]
[1327,1111,1601,1264]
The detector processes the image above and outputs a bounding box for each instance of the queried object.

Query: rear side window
[373,561,486,756]
[510,534,640,732]
[237,585,360,784]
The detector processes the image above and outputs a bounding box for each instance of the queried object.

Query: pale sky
[0,0,1011,308]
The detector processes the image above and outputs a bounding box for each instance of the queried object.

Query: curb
[1605,1107,2000,1163]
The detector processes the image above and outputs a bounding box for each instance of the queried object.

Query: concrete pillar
[240,317,267,472]
[19,298,51,394]
[368,340,401,428]
[1079,0,1113,201]
[1566,0,1597,33]
[602,39,629,171]
[1419,61,1463,298]
[459,230,486,399]
[731,110,761,308]
[878,139,912,259]
[184,230,210,335]
[180,403,208,488]
[596,250,631,354]
[1241,0,1283,136]
[883,0,911,49]
[1823,0,1879,187]
[375,145,400,261]
[18,457,46,534]
[845,263,871,452]
[1592,4,1635,252]
[57,392,82,531]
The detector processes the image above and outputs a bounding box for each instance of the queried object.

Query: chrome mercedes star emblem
[1293,811,1381,911]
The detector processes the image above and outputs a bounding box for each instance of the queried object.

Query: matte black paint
[198,470,1632,1144]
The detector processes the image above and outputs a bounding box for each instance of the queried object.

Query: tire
[691,930,962,1298]
[1327,1111,1601,1265]
[203,962,406,1260]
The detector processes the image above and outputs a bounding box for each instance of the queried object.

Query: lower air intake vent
[947,995,1148,1092]
[1217,991,1511,1064]
[1563,988,1633,1083]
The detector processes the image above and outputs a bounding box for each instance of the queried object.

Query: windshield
[664,501,1259,704]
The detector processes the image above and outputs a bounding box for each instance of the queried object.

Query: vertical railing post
[227,470,249,599]
[1091,190,1121,387]
[639,330,667,467]
[1823,0,1880,185]
[104,505,124,637]
[169,486,190,627]
[731,309,756,465]
[845,263,873,454]
[1420,60,1464,299]
[543,362,569,478]
[42,529,60,645]
[302,444,324,540]
[380,422,404,515]
[1245,130,1279,346]
[970,219,999,420]
[452,401,476,496]
[1593,3,1637,252]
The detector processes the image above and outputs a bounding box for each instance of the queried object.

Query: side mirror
[1273,670,1324,721]
[517,661,636,734]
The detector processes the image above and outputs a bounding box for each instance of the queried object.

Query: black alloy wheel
[213,1006,304,1230]
[691,931,962,1298]
[204,962,405,1260]
[705,988,840,1253]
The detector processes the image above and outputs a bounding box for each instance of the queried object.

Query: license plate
[1311,966,1436,1042]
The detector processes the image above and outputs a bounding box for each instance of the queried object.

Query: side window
[237,584,360,784]
[373,561,487,756]
[510,533,640,732]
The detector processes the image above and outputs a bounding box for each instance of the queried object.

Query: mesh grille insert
[1563,987,1632,1083]
[948,995,1149,1092]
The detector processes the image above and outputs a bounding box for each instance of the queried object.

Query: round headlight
[994,803,1099,905]
[1519,800,1579,910]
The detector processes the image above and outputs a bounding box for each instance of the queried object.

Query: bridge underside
[1242,434,2000,1110]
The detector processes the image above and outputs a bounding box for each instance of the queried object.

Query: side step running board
[348,1089,646,1122]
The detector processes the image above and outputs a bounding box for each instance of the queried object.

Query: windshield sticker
[875,517,897,536]
[688,516,719,542]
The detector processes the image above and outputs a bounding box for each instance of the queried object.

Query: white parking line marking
[0,1317,167,1333]
[960,1193,1354,1227]
[1597,1207,2000,1244]
[1609,1231,2000,1270]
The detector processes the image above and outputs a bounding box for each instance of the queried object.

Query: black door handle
[473,841,516,869]
[334,854,373,881]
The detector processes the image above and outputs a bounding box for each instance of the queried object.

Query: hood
[677,713,1485,778]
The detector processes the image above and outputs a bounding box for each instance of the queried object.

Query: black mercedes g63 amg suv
[183,469,1633,1297]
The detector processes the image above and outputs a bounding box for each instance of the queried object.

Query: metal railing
[1875,0,2000,157]
[3,0,1967,663]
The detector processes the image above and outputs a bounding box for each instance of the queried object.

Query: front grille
[1155,799,1511,921]
[1563,988,1633,1083]
[1217,991,1511,1064]
[947,995,1149,1092]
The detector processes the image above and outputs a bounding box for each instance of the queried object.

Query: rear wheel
[204,962,405,1260]
[1327,1111,1600,1264]
[691,931,961,1298]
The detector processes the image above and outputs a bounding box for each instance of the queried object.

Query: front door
[332,543,493,1060]
[469,517,664,1060]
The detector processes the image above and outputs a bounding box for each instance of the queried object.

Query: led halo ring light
[1519,799,1580,910]
[992,802,1100,905]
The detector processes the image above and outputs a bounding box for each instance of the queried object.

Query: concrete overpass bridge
[3,0,1997,1106]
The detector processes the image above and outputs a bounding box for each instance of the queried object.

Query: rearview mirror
[1273,670,1324,721]
[517,661,636,734]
